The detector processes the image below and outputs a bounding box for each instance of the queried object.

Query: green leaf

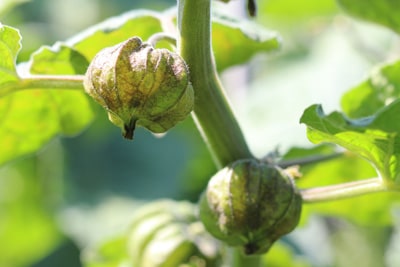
[300,103,400,185]
[341,61,400,118]
[212,10,280,71]
[0,44,93,166]
[0,24,21,86]
[30,44,89,75]
[63,8,279,72]
[28,45,94,134]
[65,10,164,62]
[337,0,400,34]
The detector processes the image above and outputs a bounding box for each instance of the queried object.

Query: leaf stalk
[0,74,84,97]
[300,177,389,203]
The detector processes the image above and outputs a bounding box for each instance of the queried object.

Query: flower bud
[199,159,302,255]
[84,37,193,139]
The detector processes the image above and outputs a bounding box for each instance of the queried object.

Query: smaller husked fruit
[199,158,302,255]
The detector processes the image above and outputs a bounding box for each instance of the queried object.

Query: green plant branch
[0,74,84,97]
[231,248,261,267]
[277,152,344,168]
[147,32,177,48]
[300,177,390,203]
[177,0,252,168]
[177,0,256,265]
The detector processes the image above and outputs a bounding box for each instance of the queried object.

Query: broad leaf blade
[1,91,61,164]
[28,45,94,136]
[300,103,400,184]
[0,45,93,166]
[64,8,280,72]
[0,24,20,86]
[30,44,89,75]
[212,11,280,71]
[341,61,400,118]
[337,0,400,34]
[65,10,164,61]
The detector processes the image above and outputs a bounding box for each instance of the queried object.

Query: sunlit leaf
[60,8,279,72]
[0,24,20,86]
[212,10,280,71]
[341,61,400,118]
[30,44,88,75]
[0,44,93,166]
[300,103,400,184]
[65,10,164,61]
[337,0,400,34]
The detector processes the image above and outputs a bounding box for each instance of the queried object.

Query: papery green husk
[199,158,302,255]
[84,37,193,139]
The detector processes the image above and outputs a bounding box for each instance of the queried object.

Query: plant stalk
[277,152,344,168]
[231,248,262,267]
[177,0,252,168]
[0,74,85,97]
[177,0,258,266]
[301,177,388,202]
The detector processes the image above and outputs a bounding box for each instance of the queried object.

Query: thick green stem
[231,248,262,267]
[177,0,257,266]
[177,0,252,168]
[301,177,388,203]
[0,75,84,97]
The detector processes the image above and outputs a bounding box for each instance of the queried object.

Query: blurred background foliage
[0,0,399,266]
